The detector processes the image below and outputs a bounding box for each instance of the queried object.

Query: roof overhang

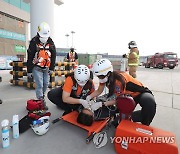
[23,0,64,6]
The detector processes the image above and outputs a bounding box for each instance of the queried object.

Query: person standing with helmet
[66,48,78,70]
[128,41,139,78]
[27,22,56,110]
[86,59,156,126]
[47,65,94,115]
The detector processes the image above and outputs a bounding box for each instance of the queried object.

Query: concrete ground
[0,65,180,154]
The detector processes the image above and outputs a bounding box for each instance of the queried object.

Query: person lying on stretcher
[77,99,117,126]
[76,94,136,126]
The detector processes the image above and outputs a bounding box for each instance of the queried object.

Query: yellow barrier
[10,61,76,67]
[9,61,27,67]
[9,61,75,89]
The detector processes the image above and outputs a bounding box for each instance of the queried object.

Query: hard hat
[128,41,137,49]
[92,59,113,76]
[38,22,50,38]
[74,65,90,87]
[31,116,50,136]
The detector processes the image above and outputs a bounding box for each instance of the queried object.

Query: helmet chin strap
[99,76,108,83]
[77,81,86,87]
[39,37,48,44]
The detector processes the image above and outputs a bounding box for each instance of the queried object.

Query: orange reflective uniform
[63,76,95,97]
[33,44,51,68]
[68,51,76,62]
[100,72,150,98]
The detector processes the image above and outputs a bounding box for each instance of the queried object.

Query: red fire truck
[145,52,178,69]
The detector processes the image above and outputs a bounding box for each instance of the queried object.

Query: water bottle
[12,115,19,139]
[1,119,10,148]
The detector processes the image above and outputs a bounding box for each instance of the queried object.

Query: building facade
[0,0,30,62]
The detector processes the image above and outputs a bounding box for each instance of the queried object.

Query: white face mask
[39,37,48,44]
[77,81,86,87]
[99,76,108,83]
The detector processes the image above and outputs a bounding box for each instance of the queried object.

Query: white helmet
[128,41,137,49]
[74,65,90,87]
[31,116,50,136]
[38,22,50,38]
[92,59,113,76]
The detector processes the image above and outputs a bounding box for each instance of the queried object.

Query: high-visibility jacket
[63,75,95,99]
[27,35,56,73]
[101,71,152,98]
[33,43,51,68]
[67,51,78,62]
[128,48,139,66]
[69,51,76,62]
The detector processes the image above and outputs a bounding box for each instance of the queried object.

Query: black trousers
[132,92,156,126]
[47,87,80,113]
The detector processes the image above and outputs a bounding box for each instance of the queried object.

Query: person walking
[27,22,56,110]
[128,41,139,78]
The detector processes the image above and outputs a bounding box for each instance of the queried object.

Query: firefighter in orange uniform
[27,22,56,110]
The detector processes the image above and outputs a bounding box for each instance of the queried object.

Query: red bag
[26,99,44,111]
[116,95,136,121]
[28,111,51,120]
[115,120,179,154]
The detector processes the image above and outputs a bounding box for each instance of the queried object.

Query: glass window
[164,54,177,59]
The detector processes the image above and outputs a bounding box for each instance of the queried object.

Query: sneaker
[43,102,48,110]
[40,98,48,110]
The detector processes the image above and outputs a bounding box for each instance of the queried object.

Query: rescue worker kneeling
[47,65,95,115]
[86,59,156,126]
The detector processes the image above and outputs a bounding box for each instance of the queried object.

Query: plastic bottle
[12,115,19,139]
[1,119,10,148]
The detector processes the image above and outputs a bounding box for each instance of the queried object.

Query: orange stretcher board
[59,111,112,143]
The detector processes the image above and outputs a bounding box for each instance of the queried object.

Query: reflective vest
[110,72,152,98]
[63,75,93,100]
[34,44,51,68]
[68,51,76,62]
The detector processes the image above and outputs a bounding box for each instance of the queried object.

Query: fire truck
[145,52,178,69]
